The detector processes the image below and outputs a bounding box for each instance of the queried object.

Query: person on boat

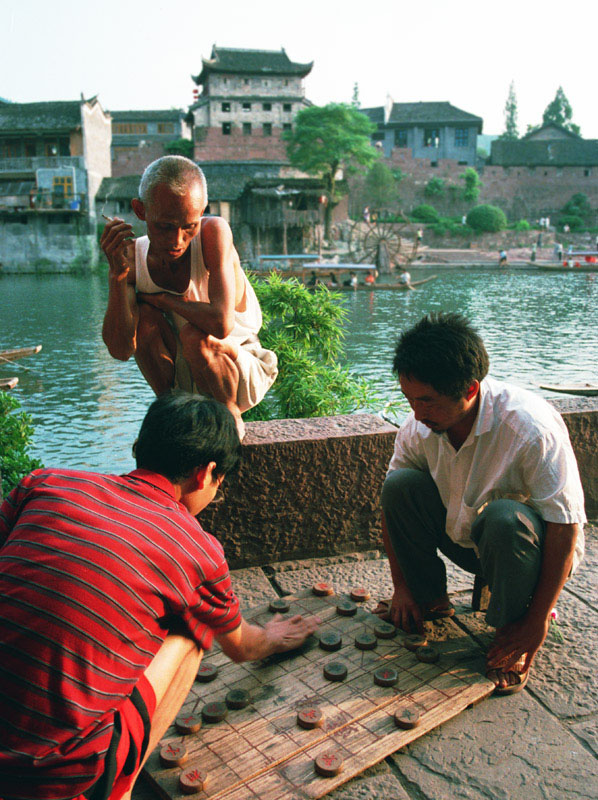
[307,269,318,286]
[398,269,412,288]
[0,392,319,800]
[364,270,377,285]
[375,313,585,696]
[326,271,339,288]
[101,155,277,440]
[343,271,358,288]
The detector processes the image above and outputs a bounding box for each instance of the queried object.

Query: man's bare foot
[486,655,530,695]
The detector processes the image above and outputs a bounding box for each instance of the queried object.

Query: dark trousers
[381,469,545,628]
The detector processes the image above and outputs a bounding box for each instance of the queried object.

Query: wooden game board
[143,588,494,799]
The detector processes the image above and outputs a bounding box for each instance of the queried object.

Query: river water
[1,269,597,475]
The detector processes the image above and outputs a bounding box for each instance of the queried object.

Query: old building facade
[0,97,111,271]
[362,101,482,166]
[190,46,313,162]
[110,109,192,177]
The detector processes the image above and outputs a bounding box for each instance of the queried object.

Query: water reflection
[1,270,597,473]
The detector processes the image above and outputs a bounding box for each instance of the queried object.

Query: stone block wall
[194,127,289,162]
[199,414,397,569]
[199,402,597,570]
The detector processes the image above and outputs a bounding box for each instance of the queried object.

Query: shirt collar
[126,468,177,500]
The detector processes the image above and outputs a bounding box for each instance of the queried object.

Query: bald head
[138,155,208,208]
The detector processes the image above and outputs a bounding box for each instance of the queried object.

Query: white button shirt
[387,377,586,571]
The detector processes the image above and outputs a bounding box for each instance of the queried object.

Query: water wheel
[349,222,403,272]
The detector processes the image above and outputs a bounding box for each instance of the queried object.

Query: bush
[243,273,376,420]
[411,204,440,223]
[514,220,531,231]
[0,391,43,496]
[466,204,507,232]
[559,214,584,232]
[424,177,445,197]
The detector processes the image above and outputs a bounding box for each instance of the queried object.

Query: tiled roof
[360,106,385,125]
[201,161,285,201]
[388,102,482,127]
[490,138,598,166]
[194,47,313,84]
[0,100,83,133]
[110,109,186,122]
[96,175,141,200]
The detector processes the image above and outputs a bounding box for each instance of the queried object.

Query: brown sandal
[487,657,530,696]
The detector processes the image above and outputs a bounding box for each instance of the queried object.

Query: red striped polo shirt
[0,468,241,800]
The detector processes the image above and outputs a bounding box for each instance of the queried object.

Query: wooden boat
[0,377,19,391]
[535,263,598,273]
[0,345,42,362]
[540,383,598,397]
[338,275,438,291]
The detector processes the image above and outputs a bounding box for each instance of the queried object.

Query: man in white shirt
[377,313,585,695]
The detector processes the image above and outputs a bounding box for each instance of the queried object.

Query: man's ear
[465,380,480,401]
[191,462,217,490]
[131,198,146,221]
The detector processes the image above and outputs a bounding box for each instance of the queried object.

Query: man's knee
[472,500,543,554]
[381,468,434,512]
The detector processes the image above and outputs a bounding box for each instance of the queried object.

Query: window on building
[585,169,592,177]
[423,129,440,148]
[221,102,231,112]
[242,102,252,112]
[243,122,252,136]
[24,140,36,157]
[157,122,175,134]
[222,122,232,135]
[394,129,408,147]
[263,80,270,87]
[44,141,59,156]
[113,123,148,135]
[454,128,468,147]
[283,123,292,132]
[244,78,250,85]
[263,102,272,111]
[263,123,272,136]
[0,140,20,157]
[52,175,74,199]
[283,103,292,113]
[430,161,438,167]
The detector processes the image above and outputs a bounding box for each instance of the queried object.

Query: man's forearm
[155,294,233,339]
[102,275,138,360]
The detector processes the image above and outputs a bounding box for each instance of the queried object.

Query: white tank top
[134,231,262,346]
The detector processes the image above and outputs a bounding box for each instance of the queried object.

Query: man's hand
[386,587,424,634]
[101,216,134,279]
[263,613,320,653]
[137,291,170,310]
[486,611,550,673]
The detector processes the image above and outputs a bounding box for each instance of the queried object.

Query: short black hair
[392,312,489,399]
[134,392,241,482]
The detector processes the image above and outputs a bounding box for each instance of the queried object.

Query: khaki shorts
[174,337,278,412]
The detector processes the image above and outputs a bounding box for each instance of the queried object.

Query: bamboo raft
[0,345,42,363]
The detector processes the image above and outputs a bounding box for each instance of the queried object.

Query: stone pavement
[134,523,598,800]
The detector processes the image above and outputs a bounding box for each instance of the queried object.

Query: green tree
[165,138,194,158]
[243,274,374,420]
[466,204,507,232]
[542,87,580,135]
[460,168,482,203]
[284,103,378,239]
[500,81,519,140]
[364,161,399,210]
[0,391,43,496]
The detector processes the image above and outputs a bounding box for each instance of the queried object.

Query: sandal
[486,656,530,696]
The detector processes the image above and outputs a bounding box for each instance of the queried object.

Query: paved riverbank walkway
[135,522,598,800]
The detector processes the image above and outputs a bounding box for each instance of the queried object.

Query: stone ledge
[200,402,597,569]
[199,413,397,569]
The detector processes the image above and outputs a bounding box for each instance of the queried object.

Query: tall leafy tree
[364,161,399,210]
[501,81,519,140]
[542,87,580,135]
[284,103,378,238]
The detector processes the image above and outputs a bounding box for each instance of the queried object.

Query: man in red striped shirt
[0,392,318,800]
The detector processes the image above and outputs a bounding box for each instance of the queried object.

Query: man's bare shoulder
[201,215,232,243]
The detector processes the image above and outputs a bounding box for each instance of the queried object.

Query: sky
[1,0,596,138]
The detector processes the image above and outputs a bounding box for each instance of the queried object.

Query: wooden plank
[0,345,42,362]
[0,377,18,390]
[144,588,494,800]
